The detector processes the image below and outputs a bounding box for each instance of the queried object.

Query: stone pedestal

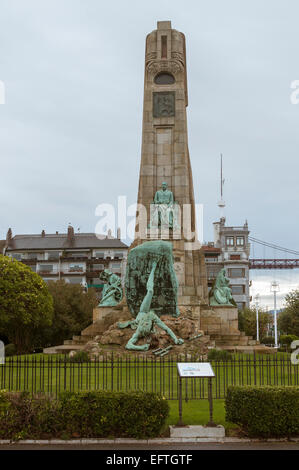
[82,304,132,338]
[132,21,209,314]
[200,305,239,336]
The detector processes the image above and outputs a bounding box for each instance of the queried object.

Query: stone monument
[131,20,208,320]
[45,22,266,355]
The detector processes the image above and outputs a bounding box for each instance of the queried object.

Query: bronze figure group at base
[98,239,235,352]
[118,260,184,351]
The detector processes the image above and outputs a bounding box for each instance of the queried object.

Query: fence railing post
[111,353,114,391]
[63,355,67,391]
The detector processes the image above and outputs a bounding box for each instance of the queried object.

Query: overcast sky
[0,0,298,308]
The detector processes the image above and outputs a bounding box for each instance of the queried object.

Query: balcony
[38,269,59,275]
[68,266,84,273]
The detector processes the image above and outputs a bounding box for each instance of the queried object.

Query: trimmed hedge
[0,390,169,440]
[225,386,299,437]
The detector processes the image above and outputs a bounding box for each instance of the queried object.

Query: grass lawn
[165,399,238,433]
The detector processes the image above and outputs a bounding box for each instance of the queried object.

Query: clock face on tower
[153,91,175,118]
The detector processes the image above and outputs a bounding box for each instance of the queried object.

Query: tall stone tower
[49,21,259,354]
[133,21,208,316]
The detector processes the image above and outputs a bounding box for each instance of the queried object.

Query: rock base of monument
[43,302,215,356]
[43,303,273,355]
[81,305,212,359]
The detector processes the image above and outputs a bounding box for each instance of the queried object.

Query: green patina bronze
[209,268,237,307]
[98,270,123,307]
[153,91,175,118]
[148,182,180,230]
[119,254,184,351]
[125,240,180,318]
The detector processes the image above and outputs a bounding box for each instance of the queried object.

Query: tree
[42,280,98,347]
[238,307,271,340]
[0,255,53,353]
[278,290,299,336]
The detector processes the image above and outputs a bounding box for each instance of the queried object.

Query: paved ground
[0,441,299,450]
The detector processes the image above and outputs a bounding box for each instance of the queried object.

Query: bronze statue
[119,256,184,351]
[209,268,237,307]
[98,270,123,307]
[150,182,175,229]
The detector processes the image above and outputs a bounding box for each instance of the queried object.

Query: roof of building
[5,233,128,251]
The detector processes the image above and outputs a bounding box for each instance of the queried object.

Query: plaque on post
[177,362,216,427]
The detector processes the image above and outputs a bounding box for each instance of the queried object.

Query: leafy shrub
[4,344,16,357]
[67,351,90,363]
[207,349,232,361]
[0,392,61,440]
[59,391,169,439]
[0,390,169,440]
[279,335,299,348]
[225,386,299,437]
[261,336,275,345]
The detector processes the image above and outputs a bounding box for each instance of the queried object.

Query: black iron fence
[0,354,298,399]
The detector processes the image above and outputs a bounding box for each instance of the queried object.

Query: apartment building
[2,226,128,292]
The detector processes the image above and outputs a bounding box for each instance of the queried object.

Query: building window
[48,251,60,260]
[95,252,105,259]
[228,268,245,278]
[28,253,38,260]
[231,285,245,295]
[114,252,123,259]
[111,262,121,269]
[39,265,53,273]
[226,236,234,246]
[207,268,221,280]
[236,302,245,311]
[67,277,83,284]
[236,237,245,246]
[230,254,241,260]
[12,253,22,260]
[206,257,219,263]
[92,264,104,271]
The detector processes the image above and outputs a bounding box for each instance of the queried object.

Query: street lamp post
[254,294,260,342]
[271,281,280,348]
